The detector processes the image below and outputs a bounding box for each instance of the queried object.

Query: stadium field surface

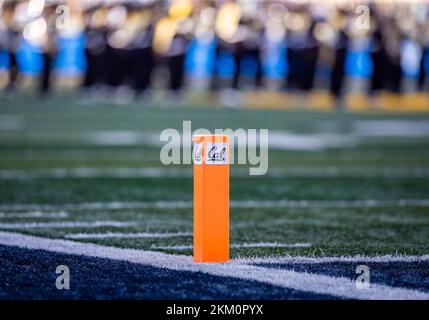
[0,95,428,299]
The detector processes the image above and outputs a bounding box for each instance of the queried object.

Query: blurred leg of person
[369,50,385,94]
[231,45,242,89]
[83,48,96,88]
[418,47,428,90]
[249,47,263,88]
[210,45,222,91]
[40,53,53,94]
[286,48,302,90]
[385,57,402,93]
[83,29,108,90]
[131,48,153,96]
[168,54,185,92]
[6,51,18,91]
[301,46,319,91]
[210,43,234,91]
[390,61,402,93]
[330,47,347,103]
[231,47,262,90]
[106,47,127,88]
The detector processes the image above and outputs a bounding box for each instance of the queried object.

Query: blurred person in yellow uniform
[105,1,133,93]
[153,0,193,95]
[285,4,319,92]
[105,0,157,100]
[126,0,156,98]
[39,0,59,94]
[231,1,264,90]
[212,0,263,91]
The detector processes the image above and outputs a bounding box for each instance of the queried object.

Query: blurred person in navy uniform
[39,0,59,94]
[328,9,349,104]
[105,2,128,90]
[313,6,350,108]
[82,1,109,91]
[127,0,155,97]
[368,6,403,95]
[383,17,403,93]
[285,7,319,92]
[368,9,386,94]
[0,0,22,91]
[231,9,264,90]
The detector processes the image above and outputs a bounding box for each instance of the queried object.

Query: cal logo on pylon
[193,135,229,263]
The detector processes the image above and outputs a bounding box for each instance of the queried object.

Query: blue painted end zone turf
[0,245,338,300]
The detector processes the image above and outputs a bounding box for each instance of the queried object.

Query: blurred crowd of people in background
[1,0,429,106]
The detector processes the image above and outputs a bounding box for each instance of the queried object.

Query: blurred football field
[0,95,428,258]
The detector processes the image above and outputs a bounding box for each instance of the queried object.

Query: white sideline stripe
[65,231,192,239]
[240,254,429,265]
[0,221,135,229]
[1,199,429,211]
[0,232,427,300]
[2,167,429,179]
[151,243,312,250]
[0,211,69,219]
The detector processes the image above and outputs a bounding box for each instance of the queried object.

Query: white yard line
[151,243,312,250]
[2,167,429,179]
[0,231,427,300]
[230,199,429,208]
[65,231,192,239]
[353,120,429,137]
[0,211,68,219]
[1,199,428,212]
[268,131,358,150]
[0,168,192,179]
[0,221,135,229]
[0,201,193,211]
[0,115,24,131]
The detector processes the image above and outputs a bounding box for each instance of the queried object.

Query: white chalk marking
[65,231,192,239]
[0,211,68,219]
[267,131,357,150]
[1,167,429,179]
[151,242,312,250]
[0,221,135,229]
[0,231,427,300]
[87,131,158,146]
[1,199,428,212]
[354,120,429,137]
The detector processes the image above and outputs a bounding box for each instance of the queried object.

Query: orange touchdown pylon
[193,134,229,263]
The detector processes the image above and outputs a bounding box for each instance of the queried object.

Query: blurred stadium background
[0,0,429,110]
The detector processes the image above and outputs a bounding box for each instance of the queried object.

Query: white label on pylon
[193,142,203,165]
[205,142,227,165]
